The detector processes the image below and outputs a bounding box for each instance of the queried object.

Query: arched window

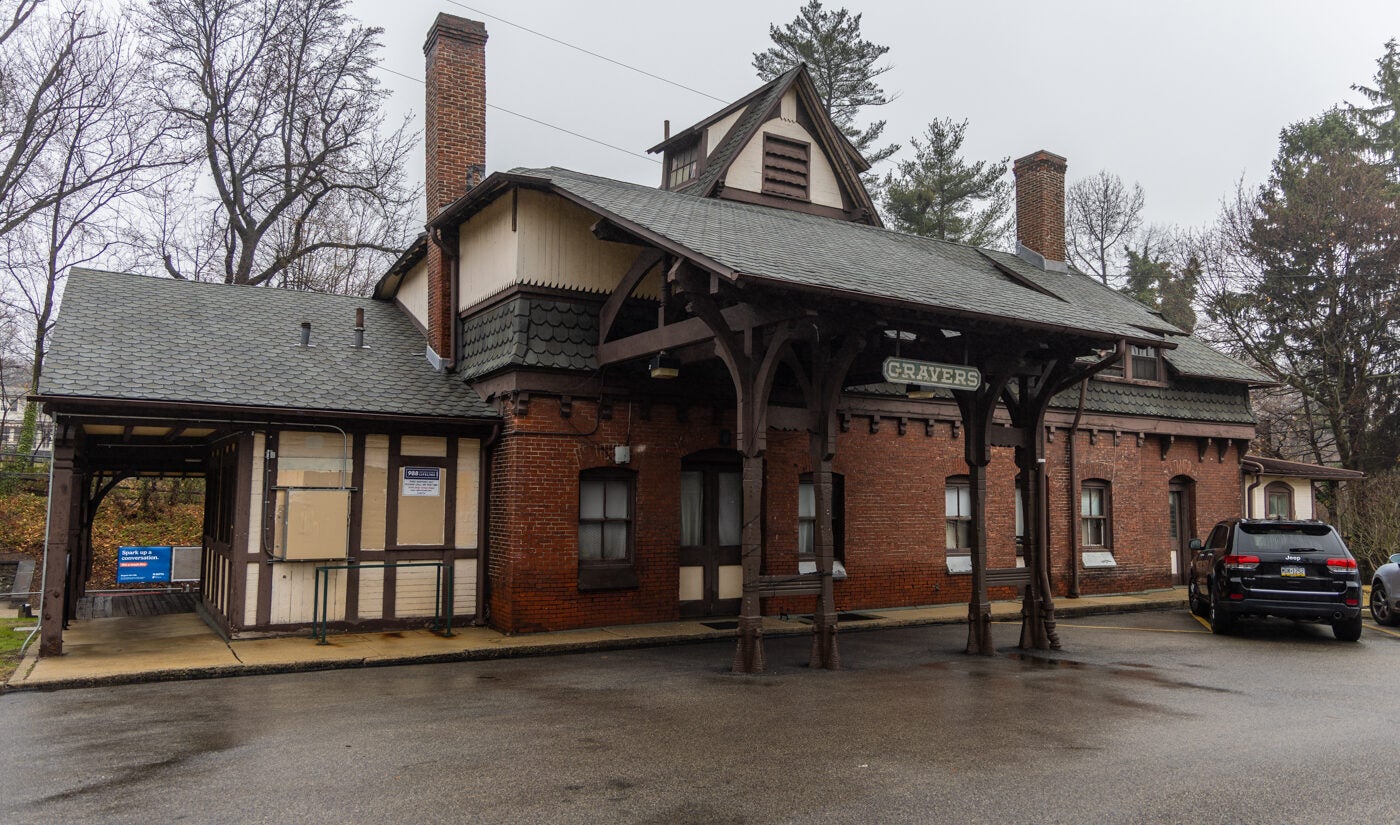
[1265,481,1294,520]
[1080,479,1112,549]
[578,467,637,590]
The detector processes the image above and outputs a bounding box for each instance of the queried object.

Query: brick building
[35,13,1269,669]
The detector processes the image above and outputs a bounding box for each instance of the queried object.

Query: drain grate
[701,620,739,630]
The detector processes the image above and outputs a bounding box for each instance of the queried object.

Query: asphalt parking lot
[2,607,1397,824]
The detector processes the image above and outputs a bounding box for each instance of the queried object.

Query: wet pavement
[2,609,1397,824]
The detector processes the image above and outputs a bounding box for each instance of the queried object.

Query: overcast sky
[352,1,1397,233]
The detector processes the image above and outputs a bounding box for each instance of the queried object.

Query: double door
[679,455,742,618]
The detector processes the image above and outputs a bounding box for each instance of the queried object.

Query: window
[578,468,638,590]
[1265,481,1294,519]
[945,476,972,553]
[1014,476,1026,555]
[1130,345,1161,381]
[761,134,809,200]
[1099,345,1163,383]
[798,473,845,564]
[667,143,698,188]
[1080,480,1111,548]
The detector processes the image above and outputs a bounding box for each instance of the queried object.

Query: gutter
[1242,458,1265,519]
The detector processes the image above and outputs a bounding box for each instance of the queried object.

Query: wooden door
[1169,479,1195,585]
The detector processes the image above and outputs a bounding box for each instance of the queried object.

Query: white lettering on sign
[882,357,982,390]
[402,466,442,497]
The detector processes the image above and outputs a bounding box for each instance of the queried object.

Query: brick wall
[487,396,1245,633]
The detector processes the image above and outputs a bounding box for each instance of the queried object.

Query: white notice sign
[402,466,442,497]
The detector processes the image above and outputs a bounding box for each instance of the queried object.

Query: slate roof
[39,269,496,420]
[516,167,1182,346]
[1162,334,1272,384]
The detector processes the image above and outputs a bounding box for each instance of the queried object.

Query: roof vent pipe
[300,321,312,347]
[354,307,365,349]
[664,119,670,140]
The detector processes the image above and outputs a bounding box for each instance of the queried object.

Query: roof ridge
[69,268,380,304]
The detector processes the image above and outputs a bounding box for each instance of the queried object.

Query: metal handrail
[311,561,455,644]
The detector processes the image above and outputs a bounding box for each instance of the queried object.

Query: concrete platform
[5,587,1187,691]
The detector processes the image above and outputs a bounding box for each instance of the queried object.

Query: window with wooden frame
[1265,481,1294,519]
[1080,479,1112,548]
[798,473,845,564]
[1098,345,1164,383]
[945,476,972,554]
[667,142,698,188]
[1014,476,1026,558]
[578,467,638,590]
[761,134,810,200]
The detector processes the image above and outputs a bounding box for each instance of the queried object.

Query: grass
[0,615,38,685]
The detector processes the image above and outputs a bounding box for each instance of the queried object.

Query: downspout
[1067,379,1087,598]
[1242,458,1264,519]
[430,226,459,371]
[475,422,501,626]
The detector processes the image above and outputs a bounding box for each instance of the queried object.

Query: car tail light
[1345,598,1360,606]
[1224,554,1260,570]
[1229,593,1244,600]
[1326,558,1358,571]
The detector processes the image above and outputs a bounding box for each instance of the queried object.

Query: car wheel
[1188,578,1208,617]
[1333,614,1363,642]
[1208,594,1234,635]
[1371,583,1399,627]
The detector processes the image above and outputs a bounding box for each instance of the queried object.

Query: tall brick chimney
[1012,150,1067,268]
[423,13,487,366]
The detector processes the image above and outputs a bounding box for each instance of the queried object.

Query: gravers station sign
[882,357,982,390]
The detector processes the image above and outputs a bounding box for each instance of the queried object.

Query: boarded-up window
[762,134,809,200]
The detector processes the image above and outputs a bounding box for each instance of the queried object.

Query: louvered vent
[761,134,809,200]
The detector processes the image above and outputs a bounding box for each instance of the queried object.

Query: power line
[441,0,727,104]
[377,64,660,164]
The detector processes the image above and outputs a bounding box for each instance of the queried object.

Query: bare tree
[0,2,173,461]
[1066,170,1145,285]
[138,0,418,289]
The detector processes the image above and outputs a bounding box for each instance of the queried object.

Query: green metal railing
[311,561,455,644]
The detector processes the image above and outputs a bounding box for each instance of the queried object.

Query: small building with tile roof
[34,13,1276,668]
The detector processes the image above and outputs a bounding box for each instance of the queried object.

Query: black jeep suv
[1187,519,1363,641]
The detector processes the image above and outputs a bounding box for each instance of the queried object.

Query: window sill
[578,565,639,591]
[1081,551,1117,569]
[798,559,847,580]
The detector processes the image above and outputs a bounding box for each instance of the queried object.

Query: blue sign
[117,546,173,583]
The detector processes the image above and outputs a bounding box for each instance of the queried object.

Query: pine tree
[1120,248,1197,333]
[752,1,897,172]
[879,118,1011,247]
[1351,38,1400,174]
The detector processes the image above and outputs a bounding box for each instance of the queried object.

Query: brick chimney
[424,13,487,365]
[1012,150,1067,267]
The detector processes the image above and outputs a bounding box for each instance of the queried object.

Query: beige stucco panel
[243,562,259,626]
[247,433,266,556]
[724,90,844,210]
[706,108,745,157]
[456,439,480,548]
[717,565,744,600]
[678,566,704,602]
[358,567,384,620]
[397,258,430,332]
[270,563,344,624]
[453,559,476,616]
[276,430,351,488]
[361,435,389,551]
[395,565,441,618]
[458,195,519,308]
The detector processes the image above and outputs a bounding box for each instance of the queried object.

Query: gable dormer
[649,66,881,226]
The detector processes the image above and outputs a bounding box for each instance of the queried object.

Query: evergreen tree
[1200,110,1400,471]
[1352,38,1400,174]
[1120,248,1198,333]
[879,118,1011,247]
[752,1,897,172]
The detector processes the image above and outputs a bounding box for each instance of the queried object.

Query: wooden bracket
[1112,430,1121,447]
[599,401,613,421]
[869,415,881,435]
[950,421,961,439]
[1136,432,1145,448]
[1198,437,1211,462]
[925,419,936,437]
[1159,434,1174,461]
[839,412,852,433]
[1045,426,1055,444]
[1089,430,1099,446]
[897,416,908,436]
[512,392,530,418]
[558,395,573,419]
[1217,439,1228,463]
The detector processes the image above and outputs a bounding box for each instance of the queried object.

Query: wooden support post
[965,460,994,655]
[40,437,76,657]
[732,453,766,674]
[808,453,839,669]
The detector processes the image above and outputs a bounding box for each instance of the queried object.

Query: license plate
[1281,565,1306,577]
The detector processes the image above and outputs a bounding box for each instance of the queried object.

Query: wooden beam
[597,302,807,365]
[597,248,666,346]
